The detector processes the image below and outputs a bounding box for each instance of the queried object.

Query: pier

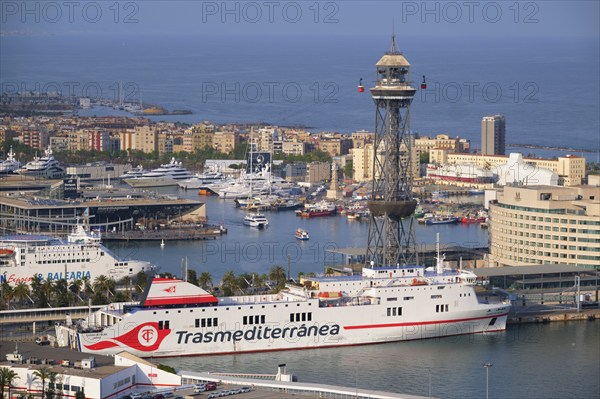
[180,370,436,399]
[102,225,226,241]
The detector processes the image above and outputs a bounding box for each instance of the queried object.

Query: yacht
[124,158,193,187]
[0,147,21,174]
[178,171,228,190]
[17,147,65,179]
[243,213,269,229]
[119,165,148,180]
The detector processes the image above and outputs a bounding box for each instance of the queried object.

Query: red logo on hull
[83,322,170,352]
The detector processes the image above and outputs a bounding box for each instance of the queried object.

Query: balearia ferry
[58,253,510,357]
[0,225,153,286]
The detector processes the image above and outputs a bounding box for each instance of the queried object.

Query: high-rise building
[481,114,505,155]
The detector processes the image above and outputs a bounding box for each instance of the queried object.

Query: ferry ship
[124,158,193,188]
[0,224,153,286]
[59,251,510,358]
[17,147,65,179]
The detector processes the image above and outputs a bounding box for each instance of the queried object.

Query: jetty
[103,225,226,241]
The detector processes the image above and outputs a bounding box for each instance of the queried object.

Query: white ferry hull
[74,281,509,358]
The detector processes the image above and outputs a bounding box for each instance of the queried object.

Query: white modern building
[2,344,180,399]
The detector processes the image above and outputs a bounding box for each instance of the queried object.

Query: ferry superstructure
[17,147,65,179]
[0,147,21,174]
[0,225,153,286]
[63,255,509,358]
[124,158,193,187]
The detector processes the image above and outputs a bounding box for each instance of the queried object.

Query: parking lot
[147,384,305,399]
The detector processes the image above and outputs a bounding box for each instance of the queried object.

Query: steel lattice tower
[366,35,418,267]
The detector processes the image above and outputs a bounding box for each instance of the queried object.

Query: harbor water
[105,189,489,281]
[161,320,600,399]
[106,188,599,398]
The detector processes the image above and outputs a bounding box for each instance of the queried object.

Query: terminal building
[1,343,180,399]
[488,185,600,268]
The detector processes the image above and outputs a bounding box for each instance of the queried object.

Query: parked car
[130,394,142,399]
[193,384,206,393]
[153,394,164,399]
[239,387,250,393]
[205,382,217,391]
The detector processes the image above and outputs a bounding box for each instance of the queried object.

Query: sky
[1,1,598,38]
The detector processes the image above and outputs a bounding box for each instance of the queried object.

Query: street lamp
[483,363,493,399]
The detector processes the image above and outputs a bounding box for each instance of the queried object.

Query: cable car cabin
[421,75,427,90]
[358,78,365,93]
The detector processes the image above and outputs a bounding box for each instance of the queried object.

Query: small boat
[426,216,460,225]
[461,216,487,224]
[295,229,309,240]
[160,239,165,247]
[243,213,269,229]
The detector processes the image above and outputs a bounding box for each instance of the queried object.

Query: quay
[102,225,227,241]
[180,368,435,399]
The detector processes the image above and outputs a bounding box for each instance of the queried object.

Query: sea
[2,33,600,398]
[1,34,599,160]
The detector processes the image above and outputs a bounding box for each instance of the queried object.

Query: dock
[180,370,436,399]
[102,226,226,241]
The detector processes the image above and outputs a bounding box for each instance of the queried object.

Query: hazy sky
[1,1,598,37]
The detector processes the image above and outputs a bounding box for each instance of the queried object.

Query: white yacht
[243,213,269,229]
[17,147,65,179]
[178,171,228,190]
[119,165,148,180]
[124,158,193,187]
[0,147,21,174]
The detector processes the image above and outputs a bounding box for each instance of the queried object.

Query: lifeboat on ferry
[411,278,427,286]
[0,248,15,256]
[318,291,343,300]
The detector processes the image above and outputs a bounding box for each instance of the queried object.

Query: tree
[221,271,238,296]
[419,152,430,164]
[269,265,287,288]
[0,367,20,399]
[74,390,85,399]
[186,269,198,286]
[324,267,335,276]
[52,280,69,308]
[93,275,115,302]
[1,282,13,309]
[344,160,353,179]
[11,282,30,307]
[197,272,213,290]
[45,372,57,399]
[33,367,52,399]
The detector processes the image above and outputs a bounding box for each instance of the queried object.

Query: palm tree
[93,275,115,301]
[220,270,238,296]
[0,367,20,399]
[69,279,84,304]
[269,265,287,286]
[33,367,52,399]
[197,272,213,290]
[1,282,13,309]
[11,282,30,307]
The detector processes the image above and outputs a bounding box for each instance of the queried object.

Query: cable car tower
[366,34,418,268]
